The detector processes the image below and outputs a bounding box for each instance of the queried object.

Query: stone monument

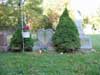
[75,10,93,52]
[33,29,54,51]
[0,32,8,52]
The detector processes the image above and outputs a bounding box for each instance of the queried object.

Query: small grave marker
[0,32,8,52]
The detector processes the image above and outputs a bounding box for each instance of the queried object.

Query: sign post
[19,0,25,52]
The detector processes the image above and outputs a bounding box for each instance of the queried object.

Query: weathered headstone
[33,29,54,51]
[0,32,8,52]
[75,10,93,52]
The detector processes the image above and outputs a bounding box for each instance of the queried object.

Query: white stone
[75,10,93,52]
[33,29,54,51]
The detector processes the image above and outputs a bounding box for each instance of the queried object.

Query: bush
[9,28,22,51]
[24,37,33,51]
[52,8,80,53]
[10,27,33,52]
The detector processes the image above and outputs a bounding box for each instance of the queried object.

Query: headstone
[33,29,54,51]
[0,32,8,52]
[75,10,84,37]
[75,10,93,52]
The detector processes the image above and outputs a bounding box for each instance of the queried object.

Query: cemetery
[0,0,100,75]
[0,7,93,53]
[0,8,93,53]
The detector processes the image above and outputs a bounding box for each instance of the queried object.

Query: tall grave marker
[75,10,93,52]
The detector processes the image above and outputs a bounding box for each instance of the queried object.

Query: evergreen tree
[53,8,80,53]
[10,28,34,51]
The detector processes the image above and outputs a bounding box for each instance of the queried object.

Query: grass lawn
[0,35,100,75]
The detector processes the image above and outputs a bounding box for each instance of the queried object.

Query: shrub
[10,28,23,51]
[10,27,33,52]
[24,36,33,51]
[52,8,80,53]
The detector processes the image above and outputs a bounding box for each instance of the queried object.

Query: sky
[70,0,100,16]
[43,0,100,16]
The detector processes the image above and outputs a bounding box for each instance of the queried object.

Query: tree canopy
[0,0,44,30]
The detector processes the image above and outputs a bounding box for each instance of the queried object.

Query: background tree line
[0,0,54,31]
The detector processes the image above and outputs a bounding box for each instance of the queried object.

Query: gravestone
[75,11,84,37]
[0,32,8,52]
[75,10,93,52]
[33,29,54,51]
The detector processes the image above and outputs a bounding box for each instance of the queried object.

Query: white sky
[70,0,100,16]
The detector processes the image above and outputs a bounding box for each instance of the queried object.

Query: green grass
[90,35,100,51]
[0,35,100,75]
